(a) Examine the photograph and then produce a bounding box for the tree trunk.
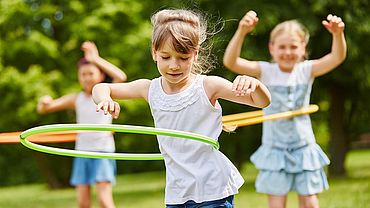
[328,86,349,177]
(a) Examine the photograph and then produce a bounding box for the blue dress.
[250,61,330,195]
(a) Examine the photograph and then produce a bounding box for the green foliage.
[0,65,64,131]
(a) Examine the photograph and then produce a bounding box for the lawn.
[0,149,369,208]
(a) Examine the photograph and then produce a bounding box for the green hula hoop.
[19,124,219,160]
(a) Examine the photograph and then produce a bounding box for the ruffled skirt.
[250,143,330,195]
[251,143,330,173]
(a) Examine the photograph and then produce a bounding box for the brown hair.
[151,9,215,74]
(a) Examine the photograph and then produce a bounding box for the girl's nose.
[285,48,293,55]
[169,60,180,70]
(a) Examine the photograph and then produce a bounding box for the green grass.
[1,149,369,208]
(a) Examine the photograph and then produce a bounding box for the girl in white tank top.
[92,9,271,206]
[37,41,127,208]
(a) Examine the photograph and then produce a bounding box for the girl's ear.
[151,47,157,62]
[268,42,274,56]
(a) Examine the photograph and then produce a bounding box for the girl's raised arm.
[82,41,127,83]
[311,14,347,77]
[223,10,261,77]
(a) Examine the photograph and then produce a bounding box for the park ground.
[0,149,369,208]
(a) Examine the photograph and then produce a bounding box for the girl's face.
[78,64,105,94]
[269,33,306,72]
[152,39,197,90]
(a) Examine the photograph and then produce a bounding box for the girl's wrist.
[89,56,102,66]
[236,28,248,37]
[332,32,344,37]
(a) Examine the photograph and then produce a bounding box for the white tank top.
[75,92,115,152]
[148,75,244,204]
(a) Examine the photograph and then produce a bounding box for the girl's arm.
[92,79,151,118]
[223,10,261,77]
[37,94,77,114]
[81,41,127,83]
[204,75,271,108]
[311,14,347,77]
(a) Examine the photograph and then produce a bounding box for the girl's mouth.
[167,73,182,77]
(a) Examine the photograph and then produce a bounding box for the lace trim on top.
[150,75,203,112]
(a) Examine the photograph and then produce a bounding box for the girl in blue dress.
[223,10,347,208]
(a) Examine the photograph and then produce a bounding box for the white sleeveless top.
[75,92,115,152]
[148,75,244,204]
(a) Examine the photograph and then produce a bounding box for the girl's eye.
[180,57,190,61]
[161,56,170,60]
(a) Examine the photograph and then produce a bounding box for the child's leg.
[298,194,319,208]
[94,158,116,208]
[268,195,287,208]
[96,181,115,208]
[76,185,91,208]
[294,169,327,208]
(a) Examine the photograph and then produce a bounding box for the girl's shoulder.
[202,75,231,95]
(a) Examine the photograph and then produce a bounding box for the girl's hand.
[81,41,100,63]
[96,99,120,119]
[232,75,260,96]
[37,95,53,113]
[238,10,259,35]
[322,14,345,35]
[38,95,53,105]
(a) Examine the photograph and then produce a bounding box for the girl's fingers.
[232,76,240,92]
[336,17,342,23]
[241,10,258,28]
[249,80,257,93]
[232,75,261,96]
[102,102,109,114]
[323,14,345,32]
[322,20,329,27]
[241,78,251,94]
[109,101,115,113]
[113,103,120,119]
[96,100,120,118]
[247,10,257,18]
[327,14,333,21]
[338,22,345,28]
[96,102,104,112]
[236,77,246,92]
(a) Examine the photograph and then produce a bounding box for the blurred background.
[0,0,369,207]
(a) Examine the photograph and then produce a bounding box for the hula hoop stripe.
[223,104,319,127]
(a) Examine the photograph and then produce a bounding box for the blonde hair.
[270,20,310,59]
[151,9,215,74]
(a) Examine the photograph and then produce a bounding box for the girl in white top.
[92,9,271,207]
[37,41,126,208]
[223,10,346,208]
